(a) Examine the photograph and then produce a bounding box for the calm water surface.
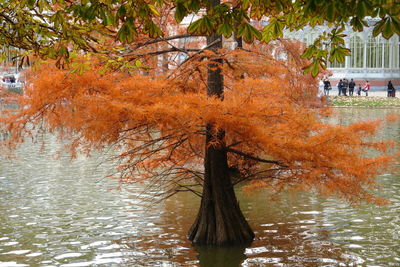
[0,108,399,266]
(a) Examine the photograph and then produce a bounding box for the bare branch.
[226,147,287,167]
[132,33,203,50]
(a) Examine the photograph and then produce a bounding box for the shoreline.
[330,95,400,108]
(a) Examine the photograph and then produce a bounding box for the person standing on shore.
[357,84,362,96]
[363,80,370,96]
[337,79,343,96]
[323,78,331,96]
[387,80,395,97]
[342,78,349,96]
[348,78,355,96]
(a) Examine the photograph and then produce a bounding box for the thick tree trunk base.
[188,137,255,246]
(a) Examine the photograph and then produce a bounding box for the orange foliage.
[1,40,398,204]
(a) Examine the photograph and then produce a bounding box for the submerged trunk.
[188,3,255,245]
[188,126,255,245]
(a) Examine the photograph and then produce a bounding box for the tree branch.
[126,47,200,59]
[226,147,287,166]
[132,33,203,50]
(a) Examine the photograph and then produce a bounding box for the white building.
[288,19,400,88]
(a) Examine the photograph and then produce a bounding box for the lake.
[1,108,399,266]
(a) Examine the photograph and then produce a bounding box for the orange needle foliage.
[1,40,398,204]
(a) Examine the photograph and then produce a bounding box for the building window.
[349,36,364,68]
[366,36,383,68]
[383,38,390,68]
[394,36,400,68]
[328,60,345,68]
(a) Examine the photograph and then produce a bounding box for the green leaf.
[261,19,284,43]
[392,17,400,35]
[187,19,202,34]
[217,22,233,38]
[27,0,35,8]
[248,23,262,42]
[237,23,262,43]
[188,0,200,12]
[382,18,394,39]
[301,45,317,59]
[350,17,364,32]
[326,3,335,22]
[372,18,386,37]
[187,17,215,35]
[116,5,126,20]
[304,0,317,16]
[241,0,251,10]
[144,20,162,38]
[311,60,320,77]
[174,1,187,23]
[357,0,367,18]
[116,19,137,43]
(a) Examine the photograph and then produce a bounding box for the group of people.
[2,75,16,83]
[323,78,396,97]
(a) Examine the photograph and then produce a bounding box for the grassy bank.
[331,96,400,107]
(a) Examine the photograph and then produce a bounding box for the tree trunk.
[188,126,255,245]
[188,0,255,245]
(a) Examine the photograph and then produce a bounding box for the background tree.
[1,0,400,246]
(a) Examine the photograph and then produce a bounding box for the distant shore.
[330,95,400,107]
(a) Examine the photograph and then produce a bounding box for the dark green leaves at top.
[116,5,127,20]
[217,22,234,38]
[373,16,400,39]
[236,23,262,43]
[22,0,36,8]
[174,1,188,23]
[325,2,336,22]
[350,17,368,32]
[143,20,163,38]
[261,19,284,43]
[356,0,368,18]
[174,0,201,22]
[187,0,201,13]
[187,16,215,35]
[116,18,137,43]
